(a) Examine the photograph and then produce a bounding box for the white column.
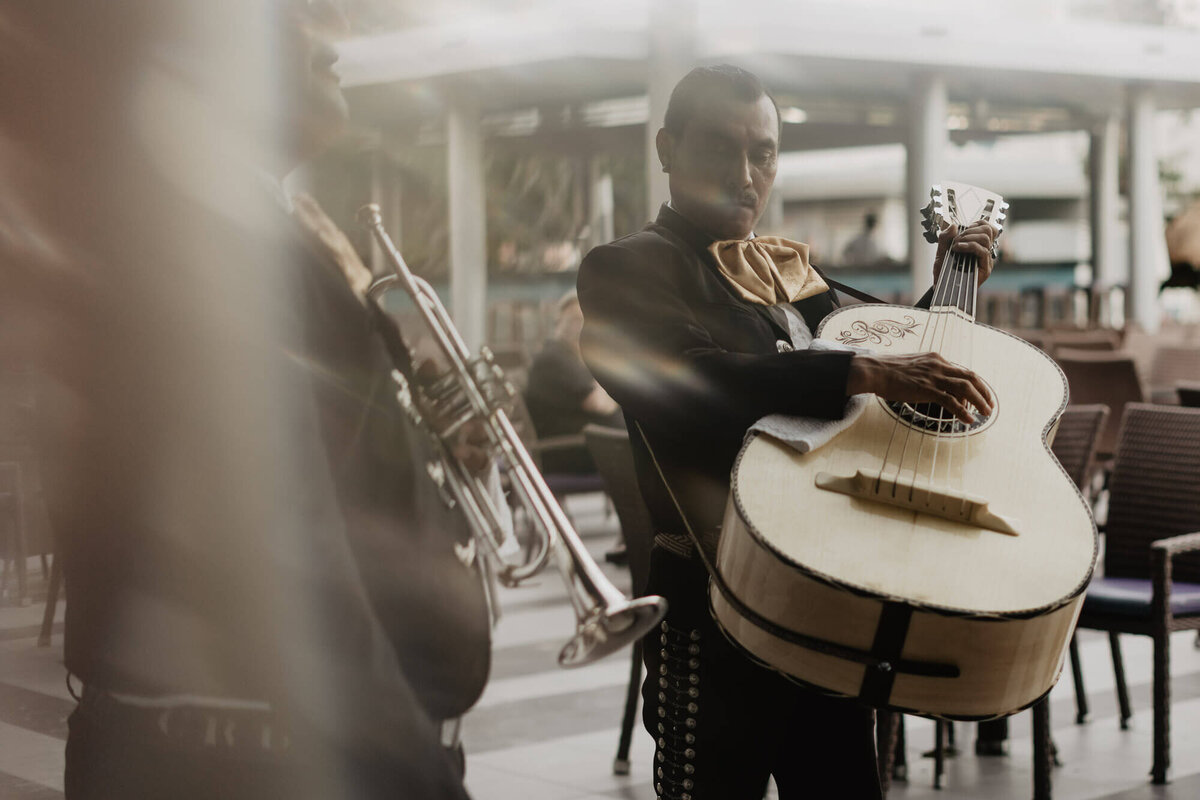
[1127,86,1163,333]
[1089,113,1122,290]
[447,96,488,351]
[906,74,947,298]
[646,0,697,218]
[589,161,615,247]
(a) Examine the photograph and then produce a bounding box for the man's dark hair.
[663,64,780,137]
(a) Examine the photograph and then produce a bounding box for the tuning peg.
[921,194,946,243]
[994,204,1009,231]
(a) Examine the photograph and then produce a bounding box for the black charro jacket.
[577,205,860,551]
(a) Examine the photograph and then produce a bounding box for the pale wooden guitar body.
[713,304,1097,719]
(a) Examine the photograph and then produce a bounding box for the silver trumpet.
[357,203,667,668]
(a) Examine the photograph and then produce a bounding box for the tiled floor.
[4,495,1200,798]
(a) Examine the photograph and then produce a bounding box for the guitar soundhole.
[884,400,993,436]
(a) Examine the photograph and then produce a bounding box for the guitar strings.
[867,213,992,517]
[927,252,967,483]
[882,235,959,495]
[876,231,958,495]
[934,234,983,512]
[874,236,948,492]
[909,244,966,495]
[873,248,947,493]
[937,249,977,495]
[915,248,967,500]
[960,250,982,517]
[940,247,979,496]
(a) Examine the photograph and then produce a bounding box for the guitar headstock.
[921,183,1008,252]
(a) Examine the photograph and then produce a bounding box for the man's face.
[281,0,350,156]
[658,93,779,241]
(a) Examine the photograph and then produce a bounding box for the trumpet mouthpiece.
[357,203,383,229]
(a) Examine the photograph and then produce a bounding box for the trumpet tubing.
[357,204,667,668]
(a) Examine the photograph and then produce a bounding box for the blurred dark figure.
[1,1,487,797]
[1161,260,1200,290]
[524,292,624,474]
[842,211,883,265]
[1165,200,1200,289]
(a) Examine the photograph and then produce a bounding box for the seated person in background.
[523,292,624,474]
[842,210,883,265]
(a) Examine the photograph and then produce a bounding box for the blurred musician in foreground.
[2,1,488,797]
[577,65,998,799]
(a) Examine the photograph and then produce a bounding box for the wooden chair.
[1148,345,1200,404]
[1049,329,1121,354]
[0,445,47,607]
[983,292,1020,328]
[1068,404,1200,784]
[1178,381,1200,408]
[504,395,606,556]
[1024,404,1110,797]
[1055,350,1145,459]
[1018,286,1047,329]
[1004,327,1050,351]
[1050,404,1111,497]
[583,424,656,776]
[507,393,605,497]
[0,472,22,604]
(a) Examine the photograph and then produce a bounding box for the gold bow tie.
[708,236,828,306]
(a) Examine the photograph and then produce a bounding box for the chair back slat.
[1050,330,1121,354]
[1178,381,1200,408]
[1050,404,1109,493]
[584,425,654,596]
[1104,404,1200,584]
[1055,350,1145,457]
[1149,345,1200,393]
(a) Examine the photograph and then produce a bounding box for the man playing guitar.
[577,65,997,799]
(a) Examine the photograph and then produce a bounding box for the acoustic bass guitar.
[714,183,1097,719]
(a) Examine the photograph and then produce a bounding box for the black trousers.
[642,548,883,800]
[65,695,467,800]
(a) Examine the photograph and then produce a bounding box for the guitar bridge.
[814,470,1019,536]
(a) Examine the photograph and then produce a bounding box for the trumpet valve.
[356,203,384,229]
[425,461,458,510]
[389,370,423,425]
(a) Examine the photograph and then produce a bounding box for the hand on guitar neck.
[933,219,999,286]
[845,218,999,425]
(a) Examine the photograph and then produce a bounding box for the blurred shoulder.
[578,223,690,287]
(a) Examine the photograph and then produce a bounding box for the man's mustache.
[730,191,758,208]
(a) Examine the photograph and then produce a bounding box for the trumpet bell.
[558,595,669,668]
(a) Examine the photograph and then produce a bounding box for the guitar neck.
[929,250,979,321]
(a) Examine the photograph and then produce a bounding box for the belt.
[653,532,695,559]
[77,683,292,758]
